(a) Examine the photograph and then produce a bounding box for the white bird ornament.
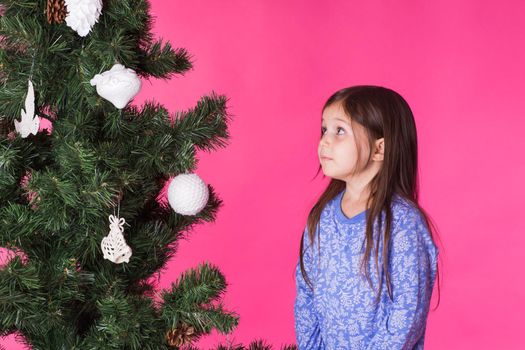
[14,80,40,138]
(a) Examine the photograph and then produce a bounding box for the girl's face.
[318,102,370,180]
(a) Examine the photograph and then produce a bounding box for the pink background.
[2,0,525,349]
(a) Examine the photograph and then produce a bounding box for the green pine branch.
[172,93,232,153]
[138,39,193,79]
[0,257,46,333]
[161,263,239,334]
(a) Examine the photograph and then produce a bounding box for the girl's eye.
[321,126,345,135]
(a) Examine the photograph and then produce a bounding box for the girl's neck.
[343,164,381,203]
[342,188,371,207]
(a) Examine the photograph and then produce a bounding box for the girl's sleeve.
[294,228,325,350]
[365,209,439,350]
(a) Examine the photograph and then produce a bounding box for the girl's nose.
[320,135,331,147]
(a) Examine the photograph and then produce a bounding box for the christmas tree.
[0,1,296,349]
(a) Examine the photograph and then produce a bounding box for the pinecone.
[165,323,197,348]
[46,0,67,24]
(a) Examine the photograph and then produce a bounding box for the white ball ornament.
[167,174,209,216]
[64,0,102,37]
[90,63,141,109]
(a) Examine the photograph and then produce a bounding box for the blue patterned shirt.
[294,190,439,349]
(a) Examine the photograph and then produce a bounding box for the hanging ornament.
[64,0,102,37]
[90,63,141,109]
[100,214,132,264]
[14,80,40,138]
[167,173,209,216]
[46,0,67,24]
[165,323,197,348]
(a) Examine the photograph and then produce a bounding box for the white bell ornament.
[101,214,132,264]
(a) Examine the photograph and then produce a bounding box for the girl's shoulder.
[392,192,419,212]
[390,194,437,252]
[390,193,426,228]
[319,191,343,219]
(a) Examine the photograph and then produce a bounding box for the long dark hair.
[299,85,442,310]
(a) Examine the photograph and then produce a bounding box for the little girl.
[294,86,441,350]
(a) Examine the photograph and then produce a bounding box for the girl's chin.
[321,169,340,179]
[321,168,351,180]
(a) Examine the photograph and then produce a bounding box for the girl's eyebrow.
[322,117,350,124]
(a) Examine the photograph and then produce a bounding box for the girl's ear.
[373,138,384,161]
